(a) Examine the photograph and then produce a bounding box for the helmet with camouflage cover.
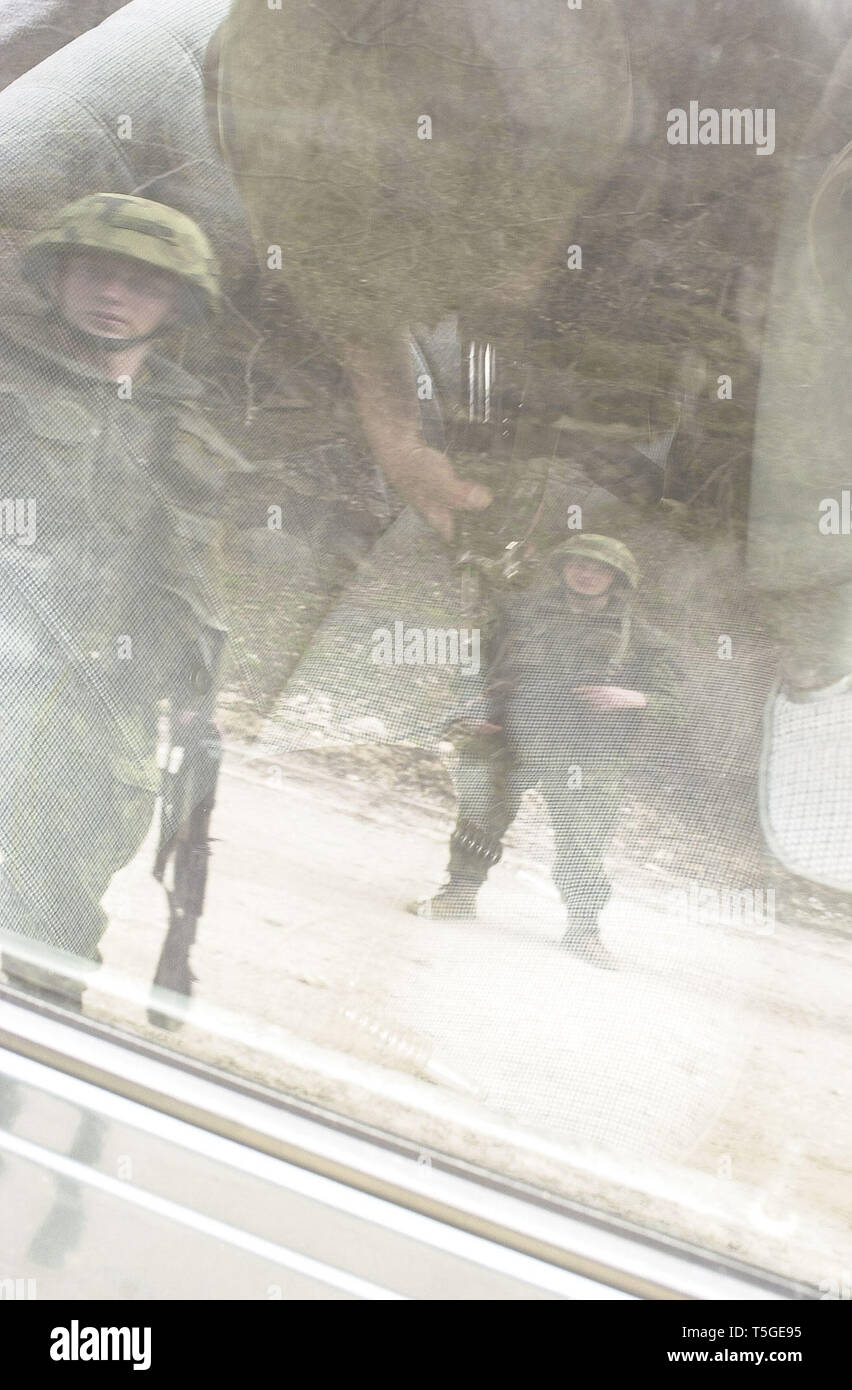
[550,533,640,589]
[23,193,220,321]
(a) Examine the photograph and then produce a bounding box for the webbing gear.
[450,817,504,868]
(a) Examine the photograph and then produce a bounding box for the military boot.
[407,880,480,920]
[558,922,618,971]
[407,817,503,920]
[147,910,198,1031]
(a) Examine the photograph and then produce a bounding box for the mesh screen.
[0,0,850,1286]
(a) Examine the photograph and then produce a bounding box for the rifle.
[148,703,222,1030]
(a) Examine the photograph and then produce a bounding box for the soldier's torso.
[1,365,160,644]
[0,299,238,789]
[0,303,228,652]
[499,588,627,680]
[495,588,641,765]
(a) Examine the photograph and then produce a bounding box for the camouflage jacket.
[0,290,251,786]
[486,585,686,766]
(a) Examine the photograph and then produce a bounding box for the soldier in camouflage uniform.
[410,536,685,969]
[0,192,249,1008]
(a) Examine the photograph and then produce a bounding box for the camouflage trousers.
[448,750,624,924]
[1,765,156,970]
[0,653,159,981]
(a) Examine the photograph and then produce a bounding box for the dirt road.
[95,742,851,1291]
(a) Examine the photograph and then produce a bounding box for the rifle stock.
[148,714,221,1029]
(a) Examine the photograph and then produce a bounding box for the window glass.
[1,0,850,1293]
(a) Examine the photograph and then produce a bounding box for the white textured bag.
[760,676,852,890]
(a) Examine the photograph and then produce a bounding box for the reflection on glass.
[0,0,849,1293]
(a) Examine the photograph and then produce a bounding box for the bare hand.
[345,344,493,539]
[380,443,493,541]
[570,685,647,709]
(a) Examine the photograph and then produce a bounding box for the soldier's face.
[561,557,618,596]
[56,249,181,339]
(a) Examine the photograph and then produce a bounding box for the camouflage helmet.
[23,193,221,320]
[550,533,640,589]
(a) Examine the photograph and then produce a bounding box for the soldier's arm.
[483,621,517,705]
[633,645,688,726]
[344,341,492,540]
[156,407,253,696]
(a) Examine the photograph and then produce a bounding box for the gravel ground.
[91,741,852,1292]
